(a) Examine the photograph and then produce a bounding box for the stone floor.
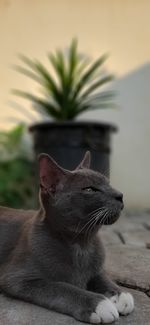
[0,211,150,325]
[102,211,150,324]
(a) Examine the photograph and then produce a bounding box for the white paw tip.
[110,292,134,315]
[90,298,119,324]
[90,312,101,324]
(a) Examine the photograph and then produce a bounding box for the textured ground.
[0,211,150,325]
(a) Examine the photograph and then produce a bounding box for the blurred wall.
[0,0,150,209]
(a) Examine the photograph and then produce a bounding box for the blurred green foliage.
[0,125,36,209]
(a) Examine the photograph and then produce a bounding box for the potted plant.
[13,39,117,175]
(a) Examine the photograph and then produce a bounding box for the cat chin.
[103,212,121,225]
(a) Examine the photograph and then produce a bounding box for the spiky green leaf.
[13,40,115,121]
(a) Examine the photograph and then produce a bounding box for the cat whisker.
[72,213,99,241]
[100,209,109,225]
[100,212,108,225]
[72,206,109,242]
[105,210,110,225]
[79,209,105,234]
[86,214,100,242]
[88,207,106,219]
[93,209,107,227]
[85,209,107,242]
[87,206,104,217]
[74,220,81,235]
[85,214,99,242]
[87,206,106,217]
[106,210,110,225]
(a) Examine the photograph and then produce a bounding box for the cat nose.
[111,188,124,209]
[115,192,123,203]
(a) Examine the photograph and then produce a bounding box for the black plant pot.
[29,121,117,177]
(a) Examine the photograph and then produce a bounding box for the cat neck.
[33,208,101,249]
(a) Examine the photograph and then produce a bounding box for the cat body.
[0,206,101,286]
[0,152,134,324]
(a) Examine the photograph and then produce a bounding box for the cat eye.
[82,187,98,192]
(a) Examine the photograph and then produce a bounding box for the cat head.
[38,151,123,241]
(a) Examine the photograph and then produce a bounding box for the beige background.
[0,0,150,209]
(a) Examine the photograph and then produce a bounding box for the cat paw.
[90,298,119,324]
[110,292,134,315]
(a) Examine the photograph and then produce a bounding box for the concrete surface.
[0,211,150,324]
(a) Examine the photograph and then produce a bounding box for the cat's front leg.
[87,271,134,316]
[1,274,119,324]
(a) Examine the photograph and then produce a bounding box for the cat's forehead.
[65,168,108,186]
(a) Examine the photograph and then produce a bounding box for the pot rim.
[29,120,118,133]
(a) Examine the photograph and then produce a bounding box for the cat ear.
[38,154,68,194]
[76,151,91,169]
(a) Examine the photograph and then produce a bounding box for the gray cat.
[0,151,134,324]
